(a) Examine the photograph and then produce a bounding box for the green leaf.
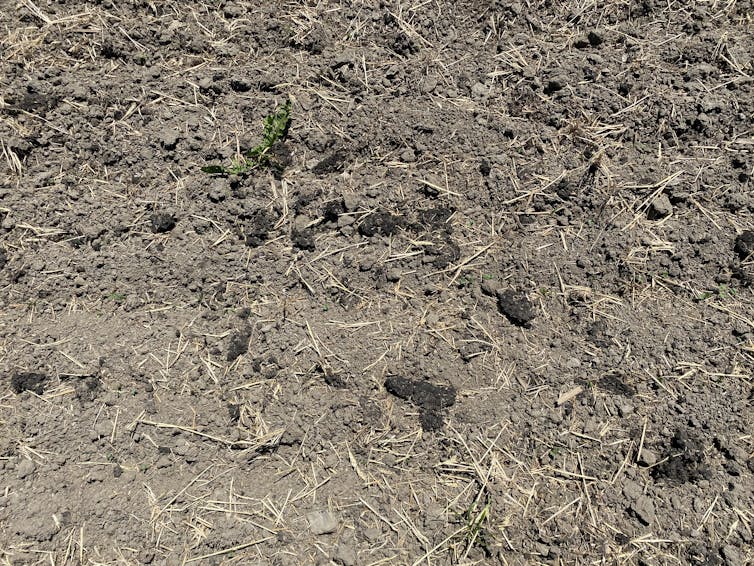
[201,165,227,174]
[202,100,292,176]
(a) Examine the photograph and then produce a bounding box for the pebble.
[307,509,338,535]
[721,544,742,565]
[480,279,498,297]
[648,193,673,218]
[17,458,36,479]
[631,495,656,525]
[638,448,658,466]
[333,544,357,566]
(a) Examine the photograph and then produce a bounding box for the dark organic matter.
[496,290,536,326]
[651,429,711,485]
[385,376,456,431]
[10,372,48,395]
[734,231,754,260]
[150,212,176,233]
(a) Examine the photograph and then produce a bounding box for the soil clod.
[496,290,536,326]
[11,372,48,395]
[359,212,400,237]
[150,212,176,233]
[243,210,276,247]
[385,376,456,431]
[307,509,338,535]
[651,429,711,484]
[227,329,251,362]
[291,228,316,251]
[734,230,754,260]
[313,150,347,174]
[648,193,673,219]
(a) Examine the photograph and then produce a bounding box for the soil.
[1,1,753,565]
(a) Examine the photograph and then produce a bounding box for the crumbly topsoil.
[1,1,753,564]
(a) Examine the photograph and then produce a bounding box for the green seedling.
[202,100,291,175]
[696,284,737,302]
[458,498,491,560]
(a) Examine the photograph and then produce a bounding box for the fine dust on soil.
[0,1,753,565]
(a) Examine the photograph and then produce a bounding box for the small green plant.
[458,497,491,560]
[696,284,737,302]
[202,100,291,175]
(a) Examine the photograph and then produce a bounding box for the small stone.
[333,544,357,566]
[638,448,658,466]
[307,509,338,535]
[648,193,673,219]
[17,458,36,479]
[470,82,488,99]
[631,495,656,525]
[480,279,498,297]
[721,544,742,565]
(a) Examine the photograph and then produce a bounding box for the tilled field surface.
[1,1,753,564]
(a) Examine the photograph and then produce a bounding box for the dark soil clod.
[418,207,454,231]
[323,199,346,224]
[651,429,711,484]
[313,150,347,175]
[359,212,400,237]
[150,212,176,233]
[384,376,456,431]
[734,230,754,260]
[596,374,636,397]
[243,210,275,247]
[425,235,460,269]
[227,329,251,362]
[291,228,316,251]
[496,290,536,326]
[11,372,48,395]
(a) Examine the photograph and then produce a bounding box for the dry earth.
[1,1,754,564]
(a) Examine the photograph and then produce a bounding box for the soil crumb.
[651,429,711,484]
[496,290,536,326]
[11,372,49,395]
[385,376,456,431]
[150,212,176,233]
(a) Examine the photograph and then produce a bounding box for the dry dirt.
[1,1,754,564]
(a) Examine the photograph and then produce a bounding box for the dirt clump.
[10,372,48,395]
[496,290,537,327]
[385,376,456,431]
[651,429,712,484]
